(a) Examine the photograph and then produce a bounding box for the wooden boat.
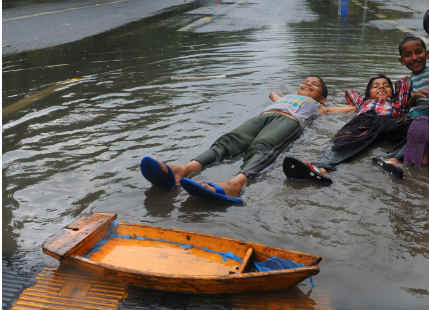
[43,213,321,294]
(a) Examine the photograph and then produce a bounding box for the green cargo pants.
[193,112,302,178]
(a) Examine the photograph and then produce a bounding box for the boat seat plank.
[238,247,253,273]
[43,213,117,259]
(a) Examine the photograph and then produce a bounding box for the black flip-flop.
[283,157,332,185]
[372,157,404,179]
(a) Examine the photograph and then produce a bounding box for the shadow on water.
[143,186,178,217]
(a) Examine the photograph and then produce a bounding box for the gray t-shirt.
[411,66,429,105]
[263,94,320,127]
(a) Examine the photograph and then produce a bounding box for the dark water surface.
[2,0,428,309]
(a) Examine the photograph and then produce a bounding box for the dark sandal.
[283,157,332,185]
[372,157,404,179]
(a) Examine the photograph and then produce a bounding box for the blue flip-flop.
[180,178,244,205]
[140,156,176,190]
[283,156,332,185]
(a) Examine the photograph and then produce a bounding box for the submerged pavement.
[2,0,196,56]
[3,0,428,57]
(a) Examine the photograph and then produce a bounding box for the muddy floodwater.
[2,0,428,309]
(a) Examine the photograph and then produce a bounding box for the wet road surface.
[2,0,196,55]
[2,0,429,309]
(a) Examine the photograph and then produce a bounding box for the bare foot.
[169,165,186,185]
[318,167,328,175]
[170,160,203,185]
[385,158,400,166]
[200,174,248,198]
[304,161,328,175]
[150,158,197,186]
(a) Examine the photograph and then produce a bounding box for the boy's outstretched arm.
[319,104,357,114]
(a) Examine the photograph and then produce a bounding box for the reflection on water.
[2,0,428,309]
[121,286,323,310]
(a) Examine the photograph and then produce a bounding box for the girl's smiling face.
[399,40,428,74]
[368,78,393,100]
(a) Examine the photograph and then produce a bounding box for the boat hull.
[43,213,321,294]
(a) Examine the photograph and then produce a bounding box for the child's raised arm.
[269,91,284,102]
[319,89,361,114]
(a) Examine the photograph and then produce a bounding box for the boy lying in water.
[141,76,348,204]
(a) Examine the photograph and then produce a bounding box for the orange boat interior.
[84,222,245,276]
[88,237,242,276]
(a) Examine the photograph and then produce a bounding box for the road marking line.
[4,0,128,22]
[397,26,413,33]
[178,0,246,32]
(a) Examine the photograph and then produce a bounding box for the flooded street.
[2,0,428,309]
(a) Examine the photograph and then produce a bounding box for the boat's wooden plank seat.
[238,247,254,273]
[43,213,117,259]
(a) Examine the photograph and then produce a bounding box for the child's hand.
[411,88,429,98]
[319,104,328,114]
[269,92,283,102]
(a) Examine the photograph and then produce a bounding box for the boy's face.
[297,77,326,104]
[399,40,428,74]
[368,78,393,100]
